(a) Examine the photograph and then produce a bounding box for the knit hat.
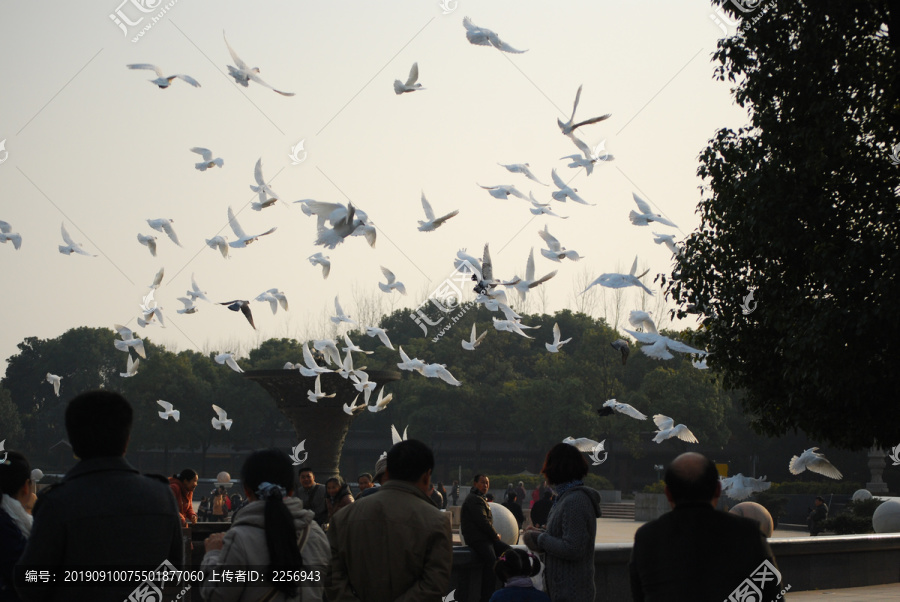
[374,454,388,484]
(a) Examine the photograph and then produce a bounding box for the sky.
[0,0,752,374]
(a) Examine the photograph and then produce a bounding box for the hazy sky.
[0,0,750,374]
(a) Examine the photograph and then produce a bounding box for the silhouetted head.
[664,452,720,506]
[541,442,589,486]
[66,390,132,459]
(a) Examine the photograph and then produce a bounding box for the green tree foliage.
[668,1,900,449]
[0,388,24,449]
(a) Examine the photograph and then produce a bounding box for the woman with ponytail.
[200,449,329,601]
[489,549,549,602]
[168,468,199,526]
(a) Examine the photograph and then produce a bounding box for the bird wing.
[568,133,592,159]
[614,402,647,420]
[211,404,227,420]
[253,157,266,186]
[433,210,459,227]
[334,296,345,316]
[552,323,561,345]
[60,223,76,246]
[562,436,600,452]
[381,266,396,285]
[569,85,582,124]
[157,400,173,412]
[190,147,213,161]
[673,425,699,443]
[571,114,611,131]
[807,457,843,479]
[391,424,403,445]
[127,63,165,77]
[524,248,536,282]
[653,414,675,430]
[632,192,652,214]
[530,270,557,288]
[240,303,256,329]
[538,225,561,252]
[406,62,419,86]
[223,32,250,72]
[623,329,659,345]
[173,74,200,87]
[227,206,248,239]
[551,168,567,190]
[664,338,706,355]
[151,267,164,289]
[481,243,493,281]
[420,192,435,221]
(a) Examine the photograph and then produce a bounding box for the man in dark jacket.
[630,452,782,602]
[807,496,828,536]
[296,468,328,526]
[16,390,184,602]
[461,474,510,602]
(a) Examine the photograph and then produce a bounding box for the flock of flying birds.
[5,17,844,485]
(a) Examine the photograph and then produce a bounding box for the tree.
[668,1,900,449]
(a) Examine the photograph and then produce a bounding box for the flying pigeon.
[610,339,630,365]
[46,373,62,397]
[418,192,459,232]
[147,218,182,247]
[331,296,357,325]
[113,325,147,359]
[250,158,283,207]
[342,333,373,355]
[176,297,198,314]
[0,220,22,250]
[420,363,462,386]
[597,398,647,420]
[59,223,95,256]
[545,323,572,353]
[190,147,223,171]
[789,448,843,480]
[463,17,527,53]
[148,267,164,290]
[378,267,407,295]
[624,329,706,361]
[498,163,547,186]
[394,62,425,94]
[215,352,244,373]
[343,394,367,416]
[550,168,593,205]
[391,424,409,445]
[187,273,212,303]
[157,400,180,421]
[307,374,336,403]
[477,183,528,201]
[137,234,157,257]
[126,63,200,88]
[652,232,681,256]
[120,354,140,378]
[629,193,678,228]
[462,323,487,350]
[211,404,233,431]
[652,415,698,444]
[557,85,611,136]
[227,206,277,248]
[367,388,393,413]
[365,326,394,350]
[538,225,584,262]
[720,474,772,501]
[255,288,289,314]
[224,32,295,96]
[308,252,331,279]
[397,346,426,372]
[582,256,654,296]
[503,248,557,301]
[527,193,568,218]
[206,236,229,258]
[219,300,255,329]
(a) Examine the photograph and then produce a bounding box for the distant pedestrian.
[211,488,228,522]
[530,490,553,528]
[489,549,550,602]
[437,481,448,510]
[504,483,515,503]
[515,481,527,509]
[501,492,525,529]
[807,496,828,536]
[198,496,210,522]
[450,480,460,506]
[168,468,199,526]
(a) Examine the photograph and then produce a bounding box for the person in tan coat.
[326,439,452,602]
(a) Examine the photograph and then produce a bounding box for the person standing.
[1,450,36,602]
[807,496,828,536]
[501,492,525,530]
[523,443,602,602]
[327,439,452,601]
[629,452,782,601]
[168,469,199,526]
[211,488,228,522]
[530,490,553,529]
[514,482,527,509]
[16,390,183,602]
[450,480,460,506]
[461,474,510,602]
[296,468,328,527]
[324,477,354,523]
[436,481,448,510]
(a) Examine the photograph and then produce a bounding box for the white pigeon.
[190,147,223,171]
[137,234,157,257]
[378,267,407,295]
[337,349,367,380]
[215,352,244,373]
[545,322,572,353]
[126,63,200,88]
[463,17,527,53]
[653,232,682,256]
[298,343,331,377]
[350,371,378,402]
[205,236,229,258]
[503,248,558,301]
[720,474,772,501]
[789,448,843,480]
[147,218,181,247]
[582,256,654,296]
[138,289,165,328]
[255,288,289,314]
[461,323,487,351]
[492,317,540,339]
[148,267,165,290]
[58,223,95,256]
[628,310,658,334]
[224,32,295,96]
[472,243,502,295]
[478,183,528,201]
[290,441,308,466]
[538,225,584,262]
[250,158,283,207]
[331,296,357,325]
[550,168,593,205]
[157,400,180,422]
[0,220,22,250]
[211,404,233,431]
[176,297,198,314]
[187,273,212,303]
[397,346,426,372]
[313,339,343,368]
[343,394,367,416]
[418,192,459,232]
[692,358,709,370]
[391,424,409,445]
[599,399,647,421]
[557,85,611,136]
[365,326,395,350]
[46,373,62,397]
[314,202,377,249]
[629,193,678,228]
[367,388,394,413]
[528,192,568,218]
[652,415,699,444]
[307,374,336,403]
[343,333,373,355]
[113,325,146,359]
[624,329,706,361]
[394,62,425,94]
[498,163,547,186]
[562,436,603,452]
[308,253,331,279]
[561,135,614,176]
[120,354,140,378]
[420,363,462,386]
[227,206,277,248]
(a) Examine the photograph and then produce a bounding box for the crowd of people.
[0,389,794,601]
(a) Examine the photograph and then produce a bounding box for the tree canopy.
[669,1,900,449]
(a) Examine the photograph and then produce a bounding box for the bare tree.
[570,267,598,316]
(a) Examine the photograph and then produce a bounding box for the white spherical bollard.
[459,502,520,545]
[851,489,873,502]
[872,499,900,533]
[729,502,774,538]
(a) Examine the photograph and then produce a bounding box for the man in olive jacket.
[327,439,452,602]
[461,474,510,602]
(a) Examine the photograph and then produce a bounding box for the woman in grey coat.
[201,449,330,601]
[523,443,602,602]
